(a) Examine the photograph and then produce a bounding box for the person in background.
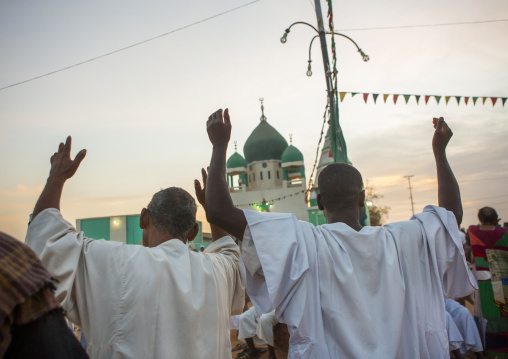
[0,232,88,359]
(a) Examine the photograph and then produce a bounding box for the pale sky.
[1,0,507,240]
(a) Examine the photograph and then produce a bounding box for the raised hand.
[432,117,452,154]
[194,167,208,207]
[207,108,231,148]
[49,136,86,182]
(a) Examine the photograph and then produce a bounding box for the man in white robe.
[203,109,478,359]
[445,299,484,357]
[237,306,278,358]
[25,138,245,359]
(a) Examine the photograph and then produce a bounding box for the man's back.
[26,208,245,359]
[240,206,476,359]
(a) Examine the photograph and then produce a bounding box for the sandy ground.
[230,329,288,359]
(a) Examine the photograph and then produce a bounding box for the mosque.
[226,99,327,225]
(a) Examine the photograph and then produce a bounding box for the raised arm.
[205,109,247,239]
[194,167,230,241]
[432,117,462,225]
[32,136,86,221]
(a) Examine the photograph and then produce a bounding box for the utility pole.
[404,175,415,215]
[313,0,339,162]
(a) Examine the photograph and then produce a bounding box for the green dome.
[227,152,247,169]
[282,145,304,163]
[243,120,288,163]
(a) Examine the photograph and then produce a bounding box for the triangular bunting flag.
[415,95,421,104]
[373,94,379,104]
[491,97,498,107]
[482,97,487,104]
[393,94,399,104]
[339,92,346,102]
[472,97,478,105]
[425,95,430,105]
[351,93,358,97]
[464,97,469,105]
[445,96,451,105]
[383,94,389,103]
[455,96,461,105]
[435,96,441,104]
[502,98,507,107]
[403,94,411,104]
[363,93,369,104]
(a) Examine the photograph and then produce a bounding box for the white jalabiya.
[238,306,278,347]
[240,205,478,359]
[446,311,463,351]
[26,209,245,359]
[445,299,483,354]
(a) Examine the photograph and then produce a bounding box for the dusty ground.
[230,329,288,359]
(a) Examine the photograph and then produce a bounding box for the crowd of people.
[0,111,506,359]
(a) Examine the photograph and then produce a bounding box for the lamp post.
[280,0,369,164]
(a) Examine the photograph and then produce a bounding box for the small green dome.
[244,120,288,163]
[227,152,247,169]
[282,145,304,163]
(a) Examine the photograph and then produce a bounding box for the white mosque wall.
[231,185,309,221]
[246,160,284,191]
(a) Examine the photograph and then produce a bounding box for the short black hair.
[478,207,498,225]
[318,163,364,211]
[147,187,197,239]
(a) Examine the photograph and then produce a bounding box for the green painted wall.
[81,218,110,241]
[126,215,143,245]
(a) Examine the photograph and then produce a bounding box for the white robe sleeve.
[240,210,314,315]
[412,205,478,298]
[25,208,125,327]
[204,236,245,315]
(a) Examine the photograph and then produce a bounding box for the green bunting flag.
[435,96,441,104]
[502,98,507,107]
[403,94,411,104]
[415,95,421,104]
[472,97,478,105]
[373,94,379,104]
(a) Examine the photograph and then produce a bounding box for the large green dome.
[243,120,288,163]
[227,152,247,169]
[282,145,304,163]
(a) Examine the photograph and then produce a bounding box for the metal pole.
[404,175,415,215]
[313,0,338,162]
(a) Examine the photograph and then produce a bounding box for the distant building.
[76,215,211,249]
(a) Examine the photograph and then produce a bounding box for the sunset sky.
[1,0,507,240]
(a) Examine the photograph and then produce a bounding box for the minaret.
[259,97,267,121]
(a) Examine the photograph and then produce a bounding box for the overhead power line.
[337,19,508,32]
[0,0,260,92]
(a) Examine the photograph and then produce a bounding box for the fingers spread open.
[224,108,231,125]
[64,136,72,154]
[194,179,202,193]
[201,168,207,184]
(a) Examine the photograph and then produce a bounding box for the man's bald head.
[478,207,499,226]
[318,163,364,212]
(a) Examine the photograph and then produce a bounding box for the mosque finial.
[289,133,293,145]
[259,97,267,121]
[234,141,238,151]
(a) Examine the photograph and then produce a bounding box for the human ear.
[187,223,200,241]
[139,208,149,229]
[317,193,324,210]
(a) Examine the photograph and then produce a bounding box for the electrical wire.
[0,0,260,92]
[337,19,508,32]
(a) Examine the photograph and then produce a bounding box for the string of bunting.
[234,189,313,208]
[339,92,507,107]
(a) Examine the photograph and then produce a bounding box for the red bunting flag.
[373,94,379,104]
[415,95,421,104]
[363,93,369,104]
[491,97,498,107]
[425,95,431,105]
[393,94,399,104]
[464,97,469,105]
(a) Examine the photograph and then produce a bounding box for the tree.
[365,182,390,226]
